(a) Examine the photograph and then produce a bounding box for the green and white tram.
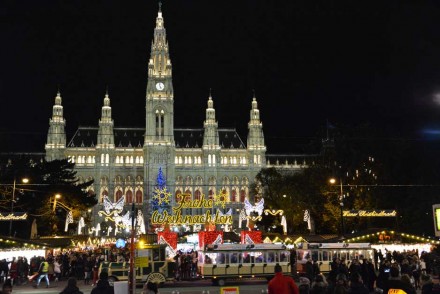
[198,243,292,286]
[296,243,374,273]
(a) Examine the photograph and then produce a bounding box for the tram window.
[216,253,225,264]
[322,250,329,261]
[255,252,264,263]
[153,249,160,261]
[267,252,275,262]
[274,252,280,262]
[311,250,319,262]
[281,251,289,262]
[230,253,239,263]
[160,248,165,261]
[243,253,251,263]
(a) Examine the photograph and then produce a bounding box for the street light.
[329,178,345,238]
[9,177,29,236]
[52,194,62,212]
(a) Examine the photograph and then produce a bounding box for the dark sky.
[2,1,440,153]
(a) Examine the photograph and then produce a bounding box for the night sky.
[2,1,440,153]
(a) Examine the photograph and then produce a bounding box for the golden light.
[329,178,336,184]
[55,194,61,199]
[22,178,29,184]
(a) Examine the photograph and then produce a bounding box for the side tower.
[45,90,66,161]
[96,90,115,166]
[247,93,266,167]
[144,3,175,197]
[202,91,220,167]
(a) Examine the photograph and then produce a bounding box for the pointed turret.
[45,90,66,161]
[97,90,114,148]
[247,92,266,165]
[203,90,219,148]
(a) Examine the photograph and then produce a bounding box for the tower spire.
[203,90,219,147]
[247,92,266,166]
[45,90,66,161]
[98,89,114,148]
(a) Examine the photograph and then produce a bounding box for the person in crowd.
[35,257,50,288]
[401,273,417,293]
[90,272,114,294]
[298,277,310,294]
[2,279,13,294]
[332,273,349,294]
[268,264,299,294]
[84,256,93,285]
[421,274,434,294]
[383,266,416,294]
[60,277,83,294]
[360,258,376,292]
[305,258,314,282]
[9,258,17,286]
[310,274,327,294]
[347,272,369,294]
[142,282,158,294]
[53,258,62,283]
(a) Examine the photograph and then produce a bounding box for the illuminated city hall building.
[44,6,313,227]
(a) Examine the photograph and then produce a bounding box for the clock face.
[155,82,165,91]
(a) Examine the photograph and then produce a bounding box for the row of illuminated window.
[98,186,249,203]
[69,154,261,166]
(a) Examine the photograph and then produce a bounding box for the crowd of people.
[293,248,440,293]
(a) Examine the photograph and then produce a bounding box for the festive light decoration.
[137,210,146,234]
[244,198,264,216]
[153,187,172,205]
[264,209,284,216]
[281,215,287,235]
[198,231,224,248]
[151,193,233,225]
[77,217,85,235]
[0,213,28,221]
[158,232,178,250]
[217,208,232,217]
[103,195,125,214]
[213,190,228,209]
[65,211,73,232]
[240,231,262,244]
[151,168,171,213]
[304,210,312,230]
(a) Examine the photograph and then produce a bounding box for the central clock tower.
[144,3,175,198]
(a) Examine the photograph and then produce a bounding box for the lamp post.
[52,194,62,212]
[9,177,29,236]
[329,178,345,238]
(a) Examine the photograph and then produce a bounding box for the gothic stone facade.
[44,7,311,227]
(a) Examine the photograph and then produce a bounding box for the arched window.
[185,189,192,200]
[135,189,143,203]
[194,189,201,200]
[240,189,246,202]
[101,189,108,203]
[115,189,123,202]
[231,189,237,202]
[126,190,133,204]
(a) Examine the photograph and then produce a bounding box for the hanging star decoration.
[152,187,172,205]
[213,190,227,208]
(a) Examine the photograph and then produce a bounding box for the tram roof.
[204,243,287,251]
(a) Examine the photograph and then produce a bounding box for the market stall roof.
[0,235,49,249]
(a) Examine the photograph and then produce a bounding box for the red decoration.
[240,231,262,244]
[198,231,224,249]
[157,232,178,249]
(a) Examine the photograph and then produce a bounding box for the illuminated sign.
[0,212,28,221]
[433,204,440,237]
[220,287,240,294]
[342,210,397,217]
[151,193,232,225]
